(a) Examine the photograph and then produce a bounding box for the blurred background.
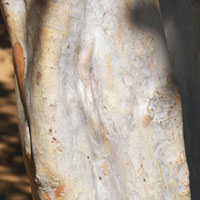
[0,13,31,200]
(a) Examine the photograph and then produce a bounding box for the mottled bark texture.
[1,0,193,199]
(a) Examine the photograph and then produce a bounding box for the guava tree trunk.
[1,0,191,199]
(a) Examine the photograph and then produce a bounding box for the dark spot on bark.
[36,71,42,86]
[50,104,56,108]
[99,176,102,180]
[67,45,70,48]
[87,156,89,159]
[144,178,146,182]
[6,2,9,5]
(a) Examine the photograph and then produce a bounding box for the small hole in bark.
[144,178,146,182]
[87,156,89,159]
[67,45,70,48]
[6,2,9,5]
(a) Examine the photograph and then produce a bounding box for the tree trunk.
[1,0,191,199]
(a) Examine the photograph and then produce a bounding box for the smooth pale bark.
[1,0,190,199]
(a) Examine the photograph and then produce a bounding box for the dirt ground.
[0,15,32,200]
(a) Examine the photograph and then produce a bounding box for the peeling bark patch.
[36,71,42,86]
[148,91,180,128]
[142,109,154,127]
[142,114,153,126]
[100,122,111,154]
[102,160,109,176]
[13,42,25,94]
[55,184,65,198]
[174,152,185,166]
[176,96,181,105]
[185,167,189,176]
[44,193,51,200]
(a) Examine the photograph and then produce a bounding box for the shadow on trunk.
[131,1,200,199]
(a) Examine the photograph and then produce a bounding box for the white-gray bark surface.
[1,0,191,199]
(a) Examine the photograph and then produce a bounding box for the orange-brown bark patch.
[13,42,25,95]
[44,193,51,200]
[101,122,111,154]
[36,71,42,86]
[176,96,181,105]
[102,160,109,176]
[143,114,153,127]
[55,184,65,198]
